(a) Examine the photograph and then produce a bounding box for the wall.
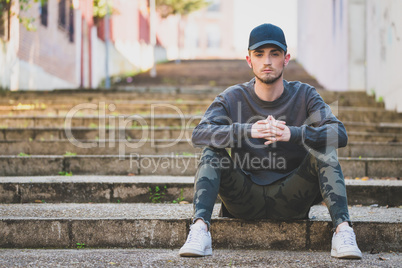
[366,0,402,112]
[110,0,168,72]
[297,0,349,90]
[181,0,236,59]
[91,28,136,87]
[233,0,298,59]
[298,0,402,111]
[0,0,21,90]
[16,0,78,89]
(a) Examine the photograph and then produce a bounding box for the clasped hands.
[251,115,291,145]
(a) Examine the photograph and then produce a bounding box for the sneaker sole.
[179,248,212,257]
[331,249,362,259]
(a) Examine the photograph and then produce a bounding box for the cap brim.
[249,40,287,52]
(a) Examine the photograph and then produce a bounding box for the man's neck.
[254,77,284,102]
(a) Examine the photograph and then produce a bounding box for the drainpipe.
[150,0,157,77]
[104,0,111,88]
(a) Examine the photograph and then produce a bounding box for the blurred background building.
[0,0,400,112]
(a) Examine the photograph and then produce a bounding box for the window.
[58,0,67,29]
[40,0,48,26]
[0,0,11,40]
[206,25,220,49]
[58,0,74,42]
[68,4,74,42]
[207,0,220,12]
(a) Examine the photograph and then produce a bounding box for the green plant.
[93,0,115,23]
[64,151,77,156]
[176,152,194,156]
[377,96,384,103]
[89,123,98,128]
[18,152,30,157]
[172,188,185,204]
[59,171,73,176]
[156,0,210,18]
[76,242,86,249]
[149,185,167,203]
[0,0,48,32]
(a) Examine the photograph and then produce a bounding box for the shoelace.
[186,226,205,245]
[338,229,356,246]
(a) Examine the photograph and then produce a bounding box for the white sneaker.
[331,225,362,259]
[179,224,212,257]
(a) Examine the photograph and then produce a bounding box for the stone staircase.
[0,60,401,254]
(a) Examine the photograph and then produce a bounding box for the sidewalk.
[0,249,400,267]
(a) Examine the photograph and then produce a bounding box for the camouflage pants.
[193,147,350,229]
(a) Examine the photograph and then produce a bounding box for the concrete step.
[0,127,193,141]
[0,115,202,128]
[2,127,401,143]
[0,101,211,116]
[0,155,400,178]
[344,122,402,134]
[347,131,402,142]
[1,104,399,122]
[0,139,200,156]
[2,115,402,131]
[0,248,400,267]
[0,88,384,107]
[0,203,400,251]
[338,142,402,158]
[1,139,401,158]
[0,176,400,206]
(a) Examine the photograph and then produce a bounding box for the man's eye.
[272,53,279,56]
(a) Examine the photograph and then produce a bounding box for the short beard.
[255,69,283,84]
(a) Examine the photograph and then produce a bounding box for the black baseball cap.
[248,23,287,53]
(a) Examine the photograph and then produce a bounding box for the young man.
[179,23,362,259]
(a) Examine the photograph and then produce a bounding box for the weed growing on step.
[176,152,195,157]
[172,188,185,204]
[64,152,77,156]
[59,171,73,176]
[18,152,30,157]
[149,185,167,203]
[76,243,86,249]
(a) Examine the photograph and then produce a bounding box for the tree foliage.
[156,0,210,18]
[0,0,47,31]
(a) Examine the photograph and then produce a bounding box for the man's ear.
[246,55,252,68]
[284,53,291,66]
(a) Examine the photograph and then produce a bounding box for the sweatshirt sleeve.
[191,95,253,148]
[288,88,348,150]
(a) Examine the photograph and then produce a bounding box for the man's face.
[246,45,290,84]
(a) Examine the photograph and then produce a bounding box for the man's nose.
[264,55,272,65]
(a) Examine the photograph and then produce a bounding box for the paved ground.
[1,203,400,222]
[114,59,323,89]
[0,249,400,267]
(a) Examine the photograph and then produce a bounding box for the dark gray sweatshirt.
[191,78,348,185]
